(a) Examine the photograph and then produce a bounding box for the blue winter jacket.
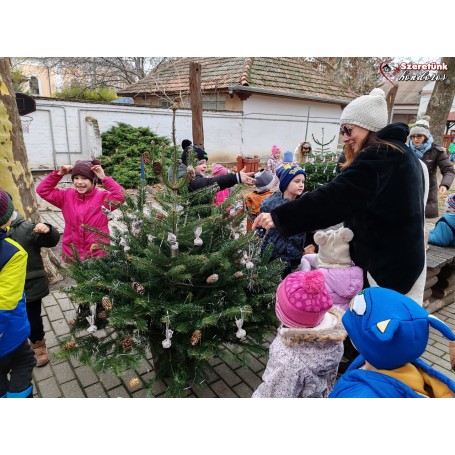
[329,355,455,398]
[0,229,29,358]
[428,214,455,247]
[258,191,306,266]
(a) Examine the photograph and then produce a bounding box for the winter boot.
[30,338,50,367]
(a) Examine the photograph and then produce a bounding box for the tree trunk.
[189,62,204,149]
[0,58,63,284]
[425,57,455,145]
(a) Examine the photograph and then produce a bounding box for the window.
[29,76,40,95]
[202,94,226,111]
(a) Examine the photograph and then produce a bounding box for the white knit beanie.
[340,88,388,132]
[314,227,354,269]
[409,115,431,139]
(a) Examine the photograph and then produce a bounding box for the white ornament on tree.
[86,303,98,333]
[162,317,173,349]
[235,309,246,340]
[194,226,203,246]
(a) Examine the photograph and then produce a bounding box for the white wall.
[23,97,343,170]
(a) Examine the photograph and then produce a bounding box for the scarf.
[407,134,434,159]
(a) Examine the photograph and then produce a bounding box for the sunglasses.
[340,126,354,137]
[410,134,424,139]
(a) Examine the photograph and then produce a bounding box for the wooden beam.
[189,62,204,149]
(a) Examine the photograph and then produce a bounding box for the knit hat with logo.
[0,189,14,226]
[276,270,333,328]
[409,115,431,140]
[276,164,307,193]
[340,88,388,132]
[71,159,101,182]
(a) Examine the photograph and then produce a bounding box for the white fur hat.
[410,115,431,139]
[340,88,388,132]
[314,227,354,269]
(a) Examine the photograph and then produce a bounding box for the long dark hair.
[339,131,404,169]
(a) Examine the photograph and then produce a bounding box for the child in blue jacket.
[0,190,36,398]
[428,193,455,247]
[329,287,455,398]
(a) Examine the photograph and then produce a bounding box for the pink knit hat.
[275,270,333,328]
[211,163,228,177]
[271,145,281,157]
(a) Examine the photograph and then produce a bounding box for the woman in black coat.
[253,88,428,305]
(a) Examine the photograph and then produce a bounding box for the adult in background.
[253,88,428,305]
[294,141,313,165]
[407,115,455,218]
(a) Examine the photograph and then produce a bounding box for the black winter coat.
[7,213,60,302]
[270,123,426,295]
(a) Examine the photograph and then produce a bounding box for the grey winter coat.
[420,145,455,218]
[7,213,60,302]
[252,307,346,398]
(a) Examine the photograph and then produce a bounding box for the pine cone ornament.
[90,243,101,252]
[102,296,112,311]
[234,271,244,278]
[206,273,219,284]
[152,161,163,175]
[63,340,76,351]
[190,330,202,346]
[129,377,140,388]
[142,152,152,165]
[121,337,132,351]
[132,282,145,295]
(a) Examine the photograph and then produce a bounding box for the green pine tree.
[56,144,284,397]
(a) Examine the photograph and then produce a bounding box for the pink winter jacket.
[36,170,125,262]
[300,254,364,311]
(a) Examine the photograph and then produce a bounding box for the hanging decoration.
[86,303,98,333]
[190,330,202,346]
[206,273,219,284]
[235,309,247,340]
[162,315,173,349]
[194,226,203,246]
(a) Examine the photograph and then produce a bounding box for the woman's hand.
[252,212,275,230]
[439,186,448,197]
[238,166,256,186]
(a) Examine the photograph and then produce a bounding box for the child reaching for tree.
[258,164,312,276]
[252,270,346,398]
[36,159,125,262]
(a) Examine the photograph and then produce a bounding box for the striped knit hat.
[0,190,14,226]
[445,193,455,214]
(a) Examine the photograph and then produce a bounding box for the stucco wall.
[23,96,343,170]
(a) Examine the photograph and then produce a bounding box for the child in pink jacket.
[299,227,363,311]
[36,159,125,262]
[211,163,230,205]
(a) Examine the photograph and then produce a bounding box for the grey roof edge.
[228,85,352,106]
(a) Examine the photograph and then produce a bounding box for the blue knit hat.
[283,151,294,164]
[276,164,306,193]
[344,287,455,370]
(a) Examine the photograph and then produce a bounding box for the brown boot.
[31,338,50,367]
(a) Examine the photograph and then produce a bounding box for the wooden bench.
[424,244,455,312]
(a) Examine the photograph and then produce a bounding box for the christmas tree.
[57,143,284,397]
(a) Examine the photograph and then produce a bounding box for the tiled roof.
[118,57,358,103]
